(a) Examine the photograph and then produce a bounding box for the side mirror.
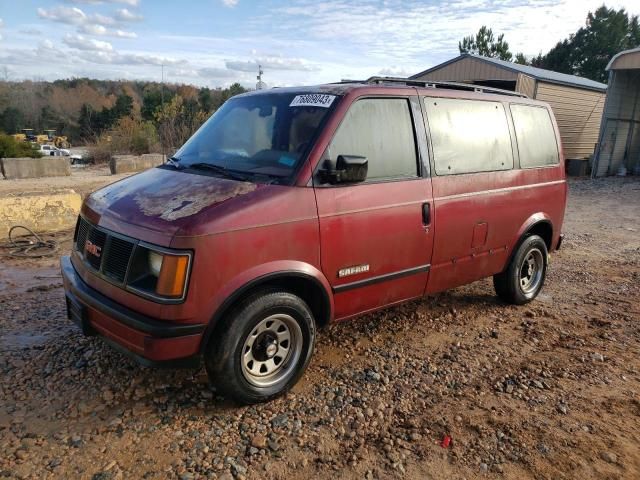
[321,155,368,184]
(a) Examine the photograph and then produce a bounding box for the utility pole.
[161,64,166,161]
[161,64,165,109]
[256,64,266,90]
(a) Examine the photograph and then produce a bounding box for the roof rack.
[364,76,528,98]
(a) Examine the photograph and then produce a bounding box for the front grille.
[76,217,90,253]
[102,237,135,282]
[75,217,136,285]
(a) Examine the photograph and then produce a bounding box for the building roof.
[607,47,640,71]
[410,54,607,92]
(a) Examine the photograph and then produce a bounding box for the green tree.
[141,89,162,121]
[112,94,133,118]
[514,53,529,65]
[534,6,640,83]
[459,26,513,61]
[0,107,25,134]
[198,87,214,113]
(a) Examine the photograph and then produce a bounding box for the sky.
[0,0,639,88]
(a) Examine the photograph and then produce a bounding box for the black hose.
[0,225,63,258]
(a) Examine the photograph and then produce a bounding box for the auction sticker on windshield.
[290,94,336,108]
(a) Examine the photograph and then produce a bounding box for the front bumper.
[61,255,204,368]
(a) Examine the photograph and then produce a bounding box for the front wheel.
[204,290,316,404]
[494,235,548,305]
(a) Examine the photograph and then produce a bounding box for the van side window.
[424,98,513,175]
[510,104,559,168]
[328,98,418,181]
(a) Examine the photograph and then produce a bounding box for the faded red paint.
[62,83,567,364]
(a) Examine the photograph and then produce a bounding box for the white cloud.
[79,24,137,38]
[19,28,42,35]
[67,0,140,5]
[199,66,237,78]
[226,55,318,72]
[222,0,239,7]
[114,30,137,38]
[63,33,113,51]
[78,50,184,66]
[37,6,119,27]
[79,24,107,35]
[114,8,143,21]
[378,67,412,77]
[89,13,117,26]
[0,18,4,28]
[38,6,87,25]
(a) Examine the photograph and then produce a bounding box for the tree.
[0,107,25,134]
[534,6,640,83]
[459,26,513,61]
[514,53,529,65]
[112,94,133,119]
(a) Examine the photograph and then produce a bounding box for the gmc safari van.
[62,78,567,403]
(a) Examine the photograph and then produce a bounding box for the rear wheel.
[494,235,548,305]
[204,290,316,404]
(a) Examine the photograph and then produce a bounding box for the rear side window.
[510,104,559,168]
[424,98,513,175]
[328,98,418,181]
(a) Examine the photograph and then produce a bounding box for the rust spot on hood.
[134,179,257,221]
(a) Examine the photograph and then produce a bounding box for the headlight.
[127,244,191,301]
[148,251,163,277]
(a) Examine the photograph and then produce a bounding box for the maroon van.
[61,78,567,403]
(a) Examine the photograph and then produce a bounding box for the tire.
[204,290,316,404]
[493,235,548,305]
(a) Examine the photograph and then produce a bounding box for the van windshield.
[172,92,337,181]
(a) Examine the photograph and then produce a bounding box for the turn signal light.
[156,255,189,297]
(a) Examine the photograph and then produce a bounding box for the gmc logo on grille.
[85,240,102,258]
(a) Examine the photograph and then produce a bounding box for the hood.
[84,167,259,237]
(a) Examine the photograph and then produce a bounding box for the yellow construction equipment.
[43,129,70,148]
[11,129,70,148]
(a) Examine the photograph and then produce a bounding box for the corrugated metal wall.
[535,82,606,160]
[413,56,518,82]
[594,70,640,176]
[516,74,536,98]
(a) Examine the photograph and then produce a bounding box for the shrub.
[0,134,42,158]
[91,116,160,163]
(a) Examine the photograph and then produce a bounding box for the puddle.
[0,264,61,295]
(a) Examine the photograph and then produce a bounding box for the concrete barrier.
[1,157,71,180]
[109,153,165,175]
[0,189,81,238]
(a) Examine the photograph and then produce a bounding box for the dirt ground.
[0,177,639,480]
[0,165,133,199]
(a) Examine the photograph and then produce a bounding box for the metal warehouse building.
[592,48,640,177]
[411,54,608,164]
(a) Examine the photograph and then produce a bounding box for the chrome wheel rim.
[519,248,544,294]
[240,313,302,388]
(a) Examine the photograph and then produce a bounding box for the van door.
[313,96,434,320]
[421,97,517,293]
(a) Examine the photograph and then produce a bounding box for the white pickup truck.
[39,145,84,164]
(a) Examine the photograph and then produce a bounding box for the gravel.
[1,177,639,479]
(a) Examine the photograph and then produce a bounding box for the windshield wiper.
[185,162,251,182]
[165,156,183,169]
